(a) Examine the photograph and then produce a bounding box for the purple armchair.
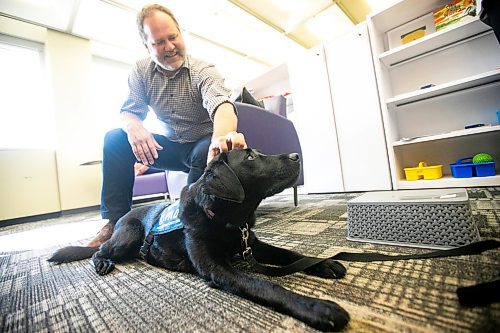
[132,102,304,206]
[132,169,188,201]
[132,169,169,200]
[236,102,304,206]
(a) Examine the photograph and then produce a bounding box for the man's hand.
[123,115,163,166]
[208,131,246,163]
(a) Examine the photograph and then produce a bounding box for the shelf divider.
[379,18,492,68]
[398,174,500,189]
[387,70,500,109]
[393,125,500,146]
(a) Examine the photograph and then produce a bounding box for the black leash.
[242,237,500,277]
[242,236,500,305]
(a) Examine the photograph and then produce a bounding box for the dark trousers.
[100,128,211,222]
[481,0,500,43]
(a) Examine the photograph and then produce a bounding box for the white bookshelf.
[368,0,500,190]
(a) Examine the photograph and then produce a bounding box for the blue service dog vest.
[139,200,183,259]
[150,200,183,234]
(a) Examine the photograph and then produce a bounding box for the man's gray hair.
[137,4,181,42]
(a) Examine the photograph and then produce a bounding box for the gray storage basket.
[347,189,480,249]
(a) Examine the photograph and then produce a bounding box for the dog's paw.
[306,299,350,332]
[206,280,220,289]
[304,259,346,279]
[92,253,115,276]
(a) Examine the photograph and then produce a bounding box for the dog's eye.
[247,154,256,161]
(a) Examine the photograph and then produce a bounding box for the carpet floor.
[0,188,499,332]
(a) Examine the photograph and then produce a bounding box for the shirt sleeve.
[120,62,149,121]
[197,63,235,120]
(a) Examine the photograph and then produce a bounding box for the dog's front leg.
[185,237,349,332]
[251,238,346,279]
[92,218,144,275]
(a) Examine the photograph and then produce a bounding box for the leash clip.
[240,223,252,260]
[139,232,155,261]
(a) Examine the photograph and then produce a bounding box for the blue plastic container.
[475,162,496,177]
[450,157,496,178]
[450,158,474,178]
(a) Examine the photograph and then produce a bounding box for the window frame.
[0,33,53,150]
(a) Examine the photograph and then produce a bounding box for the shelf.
[398,174,500,189]
[387,70,500,108]
[369,0,447,33]
[379,17,492,68]
[393,125,500,146]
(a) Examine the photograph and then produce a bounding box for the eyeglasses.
[150,34,179,49]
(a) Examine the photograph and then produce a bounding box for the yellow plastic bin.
[404,162,443,180]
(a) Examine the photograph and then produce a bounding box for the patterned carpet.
[0,188,499,332]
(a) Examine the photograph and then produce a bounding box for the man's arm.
[208,102,247,162]
[121,112,163,166]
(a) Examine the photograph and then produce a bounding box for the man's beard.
[157,51,184,71]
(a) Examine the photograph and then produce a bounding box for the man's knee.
[104,129,128,148]
[190,135,211,167]
[187,136,211,183]
[189,152,207,183]
[103,129,135,161]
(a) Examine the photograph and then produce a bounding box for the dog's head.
[184,149,300,219]
[201,149,300,203]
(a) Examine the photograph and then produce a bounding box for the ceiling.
[0,0,396,88]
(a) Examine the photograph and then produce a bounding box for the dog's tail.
[47,246,99,263]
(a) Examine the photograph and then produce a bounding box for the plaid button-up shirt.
[121,55,234,143]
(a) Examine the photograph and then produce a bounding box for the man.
[89,4,247,246]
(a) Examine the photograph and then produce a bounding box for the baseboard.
[60,205,100,216]
[0,197,169,228]
[0,205,100,227]
[0,212,62,227]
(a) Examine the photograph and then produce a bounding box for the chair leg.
[293,185,298,206]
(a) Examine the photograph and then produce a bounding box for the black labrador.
[49,149,349,331]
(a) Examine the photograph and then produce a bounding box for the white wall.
[45,30,102,210]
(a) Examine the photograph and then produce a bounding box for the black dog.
[49,149,349,331]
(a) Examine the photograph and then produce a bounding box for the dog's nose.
[288,153,300,161]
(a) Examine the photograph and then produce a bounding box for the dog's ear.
[203,159,244,203]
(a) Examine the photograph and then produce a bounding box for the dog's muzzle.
[288,153,299,161]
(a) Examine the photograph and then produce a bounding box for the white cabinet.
[323,23,392,191]
[288,31,393,194]
[367,0,500,189]
[242,48,345,193]
[287,46,345,193]
[244,23,392,193]
[0,150,61,221]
